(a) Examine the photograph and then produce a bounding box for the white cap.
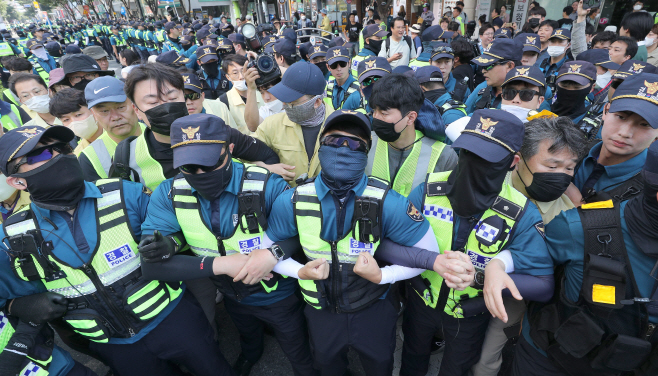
[604,25,617,33]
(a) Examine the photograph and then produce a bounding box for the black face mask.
[315,61,329,77]
[517,157,572,202]
[143,102,189,136]
[372,113,409,143]
[424,88,447,104]
[73,79,91,91]
[13,154,86,211]
[552,86,590,120]
[367,39,383,55]
[183,152,233,202]
[447,151,515,218]
[624,171,658,259]
[203,61,220,78]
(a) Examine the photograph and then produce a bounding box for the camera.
[247,54,281,88]
[257,23,273,35]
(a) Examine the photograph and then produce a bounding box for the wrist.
[434,254,448,276]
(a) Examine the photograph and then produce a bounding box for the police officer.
[308,45,330,81]
[539,28,572,93]
[608,60,658,102]
[514,33,542,66]
[416,66,467,126]
[367,73,457,197]
[551,60,596,124]
[342,56,391,113]
[511,119,658,376]
[109,26,127,62]
[0,125,235,375]
[139,114,317,376]
[351,24,388,78]
[182,71,237,126]
[26,40,57,85]
[409,26,454,71]
[325,46,361,110]
[196,45,232,100]
[399,109,554,376]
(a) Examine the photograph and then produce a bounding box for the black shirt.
[452,63,475,92]
[345,21,363,42]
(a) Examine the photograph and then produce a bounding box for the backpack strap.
[108,135,140,182]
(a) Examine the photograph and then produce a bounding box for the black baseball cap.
[502,66,546,88]
[171,114,230,168]
[414,66,443,84]
[228,33,245,44]
[269,61,325,103]
[576,49,620,70]
[156,50,190,67]
[513,33,541,54]
[0,126,75,176]
[421,26,454,42]
[451,109,525,162]
[471,38,522,66]
[272,38,297,59]
[321,109,372,148]
[612,60,658,80]
[196,29,210,41]
[556,60,596,86]
[609,73,658,129]
[164,21,177,32]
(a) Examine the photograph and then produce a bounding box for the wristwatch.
[474,270,485,288]
[268,244,284,261]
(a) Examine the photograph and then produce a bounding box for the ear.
[537,95,545,107]
[407,111,418,124]
[6,176,27,191]
[510,154,521,169]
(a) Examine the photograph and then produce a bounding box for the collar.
[31,181,102,215]
[338,75,357,90]
[314,172,368,200]
[550,54,568,68]
[586,142,648,179]
[188,160,243,197]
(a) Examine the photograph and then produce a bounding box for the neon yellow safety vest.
[409,59,430,71]
[0,42,15,57]
[326,77,360,110]
[80,132,118,179]
[170,164,284,299]
[155,30,166,43]
[1,104,24,131]
[351,54,367,78]
[128,134,167,192]
[294,177,391,312]
[27,56,50,85]
[371,130,446,197]
[0,311,50,376]
[416,171,528,318]
[4,179,183,343]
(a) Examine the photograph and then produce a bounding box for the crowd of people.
[0,1,657,376]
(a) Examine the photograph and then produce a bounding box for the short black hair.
[373,14,381,22]
[620,11,654,42]
[539,20,559,31]
[448,21,460,32]
[456,1,464,7]
[9,73,47,96]
[529,7,546,18]
[392,17,406,27]
[369,74,424,116]
[479,23,494,36]
[275,52,297,67]
[563,6,573,15]
[615,36,638,59]
[221,53,248,74]
[420,81,445,91]
[120,49,140,66]
[492,7,500,14]
[3,57,33,72]
[49,88,87,117]
[585,23,595,35]
[124,63,184,104]
[453,7,461,13]
[451,38,475,63]
[478,15,487,24]
[592,31,616,47]
[521,116,587,161]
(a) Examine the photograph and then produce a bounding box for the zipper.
[82,264,135,337]
[330,240,340,314]
[646,323,656,341]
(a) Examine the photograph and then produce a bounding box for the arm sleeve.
[380,190,432,247]
[78,153,103,182]
[273,257,304,278]
[374,239,438,269]
[229,127,280,165]
[571,20,588,59]
[378,227,440,284]
[17,106,31,124]
[0,349,28,375]
[141,254,215,281]
[504,274,554,302]
[123,181,151,239]
[264,189,299,242]
[433,146,458,172]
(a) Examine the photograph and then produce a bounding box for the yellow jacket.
[321,16,332,37]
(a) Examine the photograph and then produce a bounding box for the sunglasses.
[329,61,348,69]
[179,150,227,174]
[361,76,380,87]
[321,135,369,153]
[184,92,202,100]
[502,88,541,102]
[12,142,73,175]
[483,60,510,71]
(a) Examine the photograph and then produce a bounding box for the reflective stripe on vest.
[81,133,117,179]
[129,135,166,192]
[0,42,15,57]
[417,171,527,317]
[28,57,50,85]
[371,130,445,197]
[327,78,360,109]
[351,54,367,78]
[0,104,23,130]
[294,177,388,309]
[409,59,430,71]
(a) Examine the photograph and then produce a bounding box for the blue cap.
[451,109,525,162]
[26,39,43,50]
[321,109,372,147]
[85,76,127,108]
[549,28,571,41]
[261,35,278,48]
[156,50,190,67]
[164,21,177,31]
[228,33,245,44]
[513,33,541,54]
[272,38,297,59]
[217,37,233,51]
[65,44,82,54]
[430,42,453,61]
[502,66,546,88]
[363,24,388,38]
[576,49,620,70]
[308,44,328,60]
[612,60,658,80]
[298,42,313,60]
[471,39,522,66]
[282,28,297,43]
[421,25,454,42]
[556,60,596,86]
[328,36,354,48]
[269,61,325,103]
[182,72,203,94]
[414,66,443,84]
[196,29,210,41]
[609,73,658,129]
[357,56,391,83]
[494,28,512,39]
[392,65,414,76]
[171,114,230,168]
[0,126,74,176]
[196,45,218,63]
[326,46,350,64]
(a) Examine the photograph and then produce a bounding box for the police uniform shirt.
[573,142,647,193]
[331,75,360,110]
[435,92,468,127]
[408,182,554,276]
[0,180,181,344]
[266,173,430,247]
[31,55,58,74]
[141,162,296,306]
[340,90,365,112]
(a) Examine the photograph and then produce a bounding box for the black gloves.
[0,322,44,375]
[9,292,68,324]
[139,230,179,263]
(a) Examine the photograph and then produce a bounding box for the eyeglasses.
[329,61,348,69]
[12,142,73,174]
[361,76,380,87]
[180,150,227,174]
[19,87,45,100]
[184,92,202,100]
[321,135,369,153]
[483,60,509,71]
[69,72,99,84]
[502,88,541,102]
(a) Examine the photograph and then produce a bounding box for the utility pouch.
[459,296,488,317]
[8,234,55,281]
[636,344,658,376]
[582,253,626,308]
[590,334,651,372]
[353,197,381,243]
[553,309,604,358]
[63,308,111,343]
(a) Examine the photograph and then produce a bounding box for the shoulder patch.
[142,185,152,196]
[534,221,545,239]
[478,88,487,95]
[407,202,424,222]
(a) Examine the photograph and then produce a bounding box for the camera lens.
[258,56,275,73]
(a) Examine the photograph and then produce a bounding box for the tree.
[237,0,248,19]
[376,0,393,23]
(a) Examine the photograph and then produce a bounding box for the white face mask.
[301,15,306,20]
[69,114,99,140]
[501,103,531,123]
[259,99,284,119]
[32,47,48,60]
[547,46,566,57]
[633,4,642,10]
[596,70,612,90]
[24,94,51,114]
[646,37,656,46]
[232,80,248,91]
[0,174,17,202]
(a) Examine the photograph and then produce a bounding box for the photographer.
[244,52,283,132]
[219,54,264,134]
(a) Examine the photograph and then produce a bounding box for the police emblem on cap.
[333,49,341,57]
[204,48,210,54]
[517,67,530,76]
[644,80,658,95]
[632,63,646,73]
[568,64,581,73]
[342,110,357,114]
[500,29,508,34]
[554,29,563,35]
[16,128,41,138]
[182,75,189,82]
[365,59,377,69]
[476,117,498,136]
[474,56,493,64]
[314,46,321,52]
[526,36,536,43]
[181,126,200,141]
[270,37,276,42]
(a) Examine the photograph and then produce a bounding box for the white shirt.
[378,36,416,68]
